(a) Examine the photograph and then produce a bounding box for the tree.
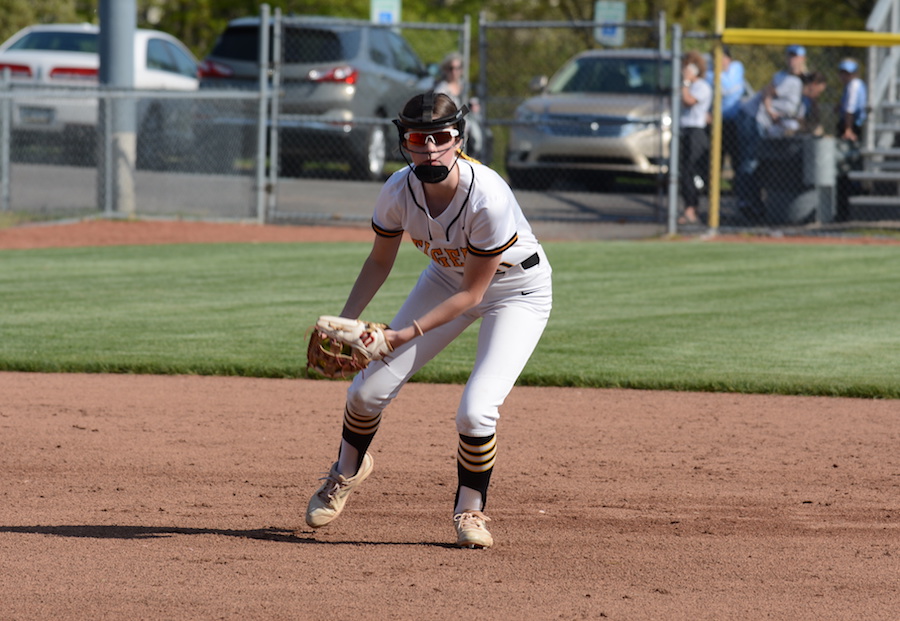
[0,0,80,43]
[2,0,882,58]
[134,0,373,57]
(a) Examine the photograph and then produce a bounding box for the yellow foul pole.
[707,0,727,232]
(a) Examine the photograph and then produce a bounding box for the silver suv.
[199,16,432,179]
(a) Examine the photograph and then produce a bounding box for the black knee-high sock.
[455,433,496,510]
[340,405,381,472]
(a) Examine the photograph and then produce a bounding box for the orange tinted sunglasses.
[403,128,460,146]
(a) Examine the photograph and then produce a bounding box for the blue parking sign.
[371,0,401,24]
[594,1,625,47]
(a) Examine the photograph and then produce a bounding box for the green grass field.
[1,240,898,398]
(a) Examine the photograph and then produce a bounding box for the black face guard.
[392,106,469,137]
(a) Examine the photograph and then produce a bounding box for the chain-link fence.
[0,82,261,220]
[477,14,671,231]
[2,6,900,235]
[197,13,466,182]
[477,14,900,234]
[693,39,895,229]
[0,9,467,225]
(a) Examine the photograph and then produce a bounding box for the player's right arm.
[386,251,504,351]
[339,233,403,319]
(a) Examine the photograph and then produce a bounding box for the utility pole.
[98,0,136,217]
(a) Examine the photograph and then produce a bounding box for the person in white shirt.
[433,52,487,162]
[706,46,746,172]
[835,58,868,220]
[836,58,867,142]
[304,91,552,549]
[679,50,713,225]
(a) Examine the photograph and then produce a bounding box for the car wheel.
[350,122,387,181]
[507,167,551,191]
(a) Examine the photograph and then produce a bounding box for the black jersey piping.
[468,232,518,257]
[405,161,475,243]
[372,219,404,238]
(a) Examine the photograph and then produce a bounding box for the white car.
[0,23,199,168]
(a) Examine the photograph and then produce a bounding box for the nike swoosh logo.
[521,289,541,296]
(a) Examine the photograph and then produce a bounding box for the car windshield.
[210,26,262,61]
[283,27,359,63]
[548,56,671,95]
[7,31,98,53]
[211,25,360,64]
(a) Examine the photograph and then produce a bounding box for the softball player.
[305,91,552,548]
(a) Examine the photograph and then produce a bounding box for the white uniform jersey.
[353,154,552,438]
[372,157,541,282]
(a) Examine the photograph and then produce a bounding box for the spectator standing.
[835,58,868,220]
[707,46,746,171]
[800,71,828,135]
[734,45,808,218]
[679,51,713,225]
[434,52,487,161]
[759,45,808,137]
[837,58,867,142]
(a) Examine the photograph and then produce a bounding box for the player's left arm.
[386,252,503,349]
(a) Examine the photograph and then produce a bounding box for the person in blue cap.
[706,46,746,178]
[733,45,808,219]
[760,45,808,137]
[835,58,868,220]
[837,58,867,142]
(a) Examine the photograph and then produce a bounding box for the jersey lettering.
[431,249,450,268]
[412,237,468,268]
[444,248,465,267]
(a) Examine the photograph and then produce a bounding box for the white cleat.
[453,510,493,548]
[305,453,374,528]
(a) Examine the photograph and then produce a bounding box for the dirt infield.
[1,220,898,620]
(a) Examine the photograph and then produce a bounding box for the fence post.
[477,11,488,119]
[99,0,137,218]
[462,14,472,104]
[668,24,682,235]
[1,68,10,213]
[267,6,282,221]
[706,0,727,233]
[103,91,113,217]
[255,3,271,225]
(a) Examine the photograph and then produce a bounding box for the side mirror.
[529,75,548,92]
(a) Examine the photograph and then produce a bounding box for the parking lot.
[10,161,669,240]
